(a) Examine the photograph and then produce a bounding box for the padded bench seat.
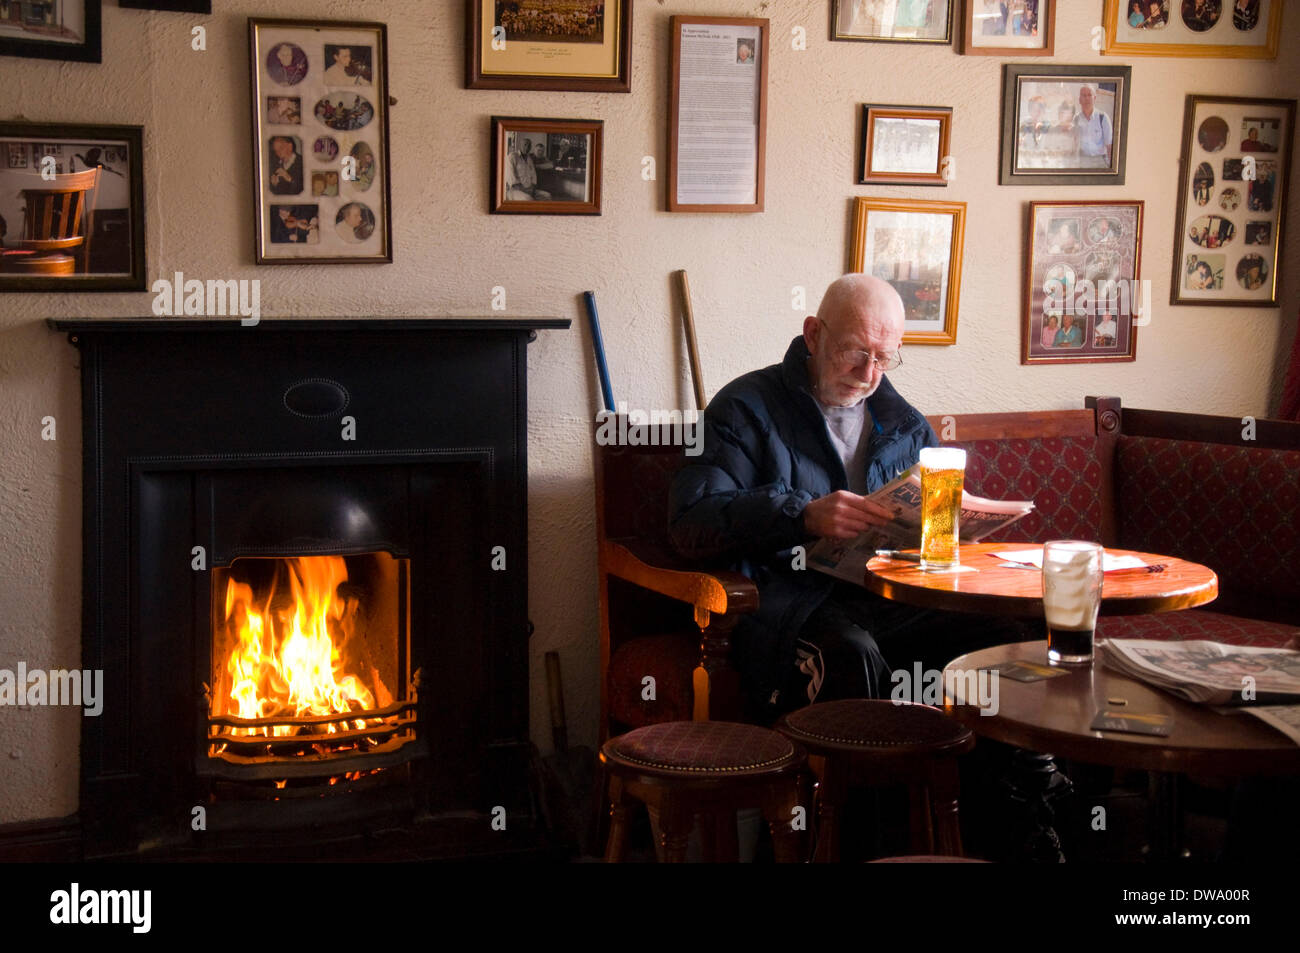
[1098,609,1298,649]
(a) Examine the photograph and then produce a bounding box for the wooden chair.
[594,419,757,741]
[8,168,100,276]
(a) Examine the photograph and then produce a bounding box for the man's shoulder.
[708,361,790,425]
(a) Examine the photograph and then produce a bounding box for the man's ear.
[802,315,820,352]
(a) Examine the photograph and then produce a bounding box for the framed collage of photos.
[248,18,392,264]
[1001,64,1131,186]
[0,121,145,292]
[962,0,1054,56]
[1022,201,1144,365]
[0,0,100,62]
[1102,0,1281,59]
[491,117,603,215]
[1171,95,1294,307]
[832,0,953,43]
[850,197,966,346]
[466,0,633,93]
[859,105,952,187]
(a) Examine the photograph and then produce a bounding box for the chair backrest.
[594,420,688,546]
[20,167,100,244]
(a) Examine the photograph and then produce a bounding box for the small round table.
[943,641,1300,777]
[864,542,1219,618]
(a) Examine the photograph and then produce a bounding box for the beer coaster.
[986,661,1070,682]
[1089,710,1171,736]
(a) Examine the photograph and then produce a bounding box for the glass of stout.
[1041,540,1104,664]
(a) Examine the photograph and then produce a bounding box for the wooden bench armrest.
[601,538,759,616]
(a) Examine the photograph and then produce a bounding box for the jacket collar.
[780,335,916,435]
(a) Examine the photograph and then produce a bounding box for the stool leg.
[813,762,846,863]
[696,811,718,863]
[930,760,965,857]
[659,796,692,863]
[604,776,631,863]
[762,776,806,864]
[909,782,935,855]
[713,809,740,862]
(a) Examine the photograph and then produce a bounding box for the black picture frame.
[0,0,101,62]
[0,121,146,292]
[119,1,213,12]
[1000,64,1132,186]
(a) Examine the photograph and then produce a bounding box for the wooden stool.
[600,721,808,862]
[776,699,975,862]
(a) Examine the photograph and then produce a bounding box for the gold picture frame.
[1102,0,1282,59]
[850,197,966,346]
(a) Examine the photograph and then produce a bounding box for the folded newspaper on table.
[807,464,1034,584]
[1100,639,1300,706]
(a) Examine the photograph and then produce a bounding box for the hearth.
[46,317,568,860]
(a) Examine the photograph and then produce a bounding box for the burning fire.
[218,556,389,737]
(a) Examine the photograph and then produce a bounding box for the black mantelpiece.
[44,316,569,860]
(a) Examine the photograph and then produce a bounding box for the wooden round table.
[864,542,1218,618]
[942,641,1300,776]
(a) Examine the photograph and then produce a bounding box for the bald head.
[804,274,905,408]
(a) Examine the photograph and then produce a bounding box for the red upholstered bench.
[935,399,1300,650]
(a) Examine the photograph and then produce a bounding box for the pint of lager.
[1042,540,1104,664]
[918,447,966,572]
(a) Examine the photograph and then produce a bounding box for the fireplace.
[47,317,568,859]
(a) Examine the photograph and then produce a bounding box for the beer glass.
[918,447,966,572]
[1042,540,1104,664]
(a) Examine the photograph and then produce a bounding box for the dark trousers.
[783,581,1037,711]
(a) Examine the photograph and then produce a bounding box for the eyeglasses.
[819,319,903,372]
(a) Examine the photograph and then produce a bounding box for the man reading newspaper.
[670,275,1033,721]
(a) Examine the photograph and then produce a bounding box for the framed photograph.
[850,197,966,345]
[466,0,632,93]
[962,0,1054,55]
[0,0,100,62]
[1023,201,1144,365]
[491,117,603,215]
[1171,95,1295,307]
[119,1,212,12]
[249,18,392,265]
[0,121,145,292]
[832,0,953,43]
[668,16,768,213]
[1000,64,1131,185]
[859,105,952,186]
[1102,0,1281,58]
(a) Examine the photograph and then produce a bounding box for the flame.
[221,556,377,737]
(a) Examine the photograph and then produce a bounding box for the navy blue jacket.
[668,335,938,709]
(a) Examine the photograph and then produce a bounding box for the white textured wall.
[1,1,1297,824]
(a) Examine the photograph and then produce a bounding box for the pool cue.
[582,291,615,412]
[675,269,706,410]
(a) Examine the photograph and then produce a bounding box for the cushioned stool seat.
[777,700,975,862]
[600,721,808,862]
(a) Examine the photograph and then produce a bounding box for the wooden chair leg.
[604,776,631,863]
[929,760,965,857]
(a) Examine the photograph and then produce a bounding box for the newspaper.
[1100,639,1300,706]
[1243,706,1300,746]
[808,464,1034,584]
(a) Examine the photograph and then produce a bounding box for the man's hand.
[801,491,893,539]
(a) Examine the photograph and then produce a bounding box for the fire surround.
[45,317,568,859]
